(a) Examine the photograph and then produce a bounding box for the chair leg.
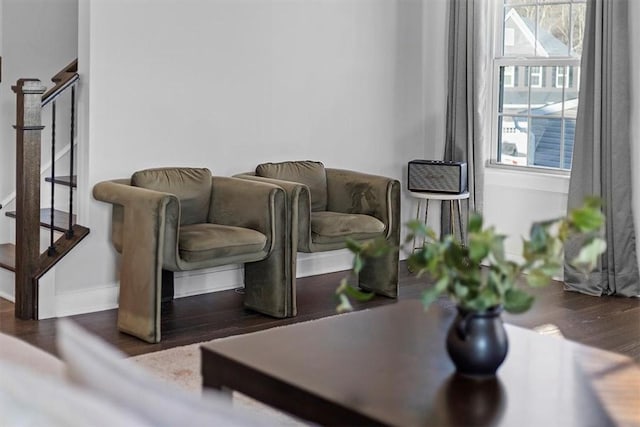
[161,269,174,303]
[244,249,296,318]
[116,260,163,344]
[244,186,296,318]
[358,246,399,298]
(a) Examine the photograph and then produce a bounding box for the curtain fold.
[564,0,640,297]
[441,0,492,242]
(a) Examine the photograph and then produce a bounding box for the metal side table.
[408,190,470,253]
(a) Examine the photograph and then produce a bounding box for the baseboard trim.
[0,269,15,303]
[38,250,387,318]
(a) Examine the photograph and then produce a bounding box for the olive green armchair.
[93,167,291,343]
[237,160,401,302]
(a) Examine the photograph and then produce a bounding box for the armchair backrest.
[255,161,327,212]
[131,167,212,225]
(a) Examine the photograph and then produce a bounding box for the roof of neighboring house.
[505,8,577,57]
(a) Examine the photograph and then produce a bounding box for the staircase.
[0,59,90,319]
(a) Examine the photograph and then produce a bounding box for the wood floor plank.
[1,263,639,362]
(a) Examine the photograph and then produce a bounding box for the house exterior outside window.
[504,66,515,87]
[555,66,567,88]
[492,0,586,170]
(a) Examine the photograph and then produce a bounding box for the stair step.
[44,175,77,188]
[0,243,16,272]
[5,208,76,233]
[36,225,90,279]
[0,225,90,275]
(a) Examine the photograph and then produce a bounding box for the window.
[493,0,586,170]
[529,66,542,88]
[555,66,567,88]
[503,66,515,87]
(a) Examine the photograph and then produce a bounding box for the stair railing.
[12,79,46,319]
[48,99,56,256]
[12,59,84,319]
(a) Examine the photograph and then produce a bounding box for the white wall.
[0,0,77,302]
[483,169,569,261]
[43,0,435,316]
[0,0,78,239]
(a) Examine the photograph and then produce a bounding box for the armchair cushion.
[179,223,267,263]
[256,160,327,212]
[310,211,384,245]
[132,167,212,226]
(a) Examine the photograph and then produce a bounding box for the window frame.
[555,66,567,88]
[488,0,585,174]
[503,65,515,87]
[529,66,543,88]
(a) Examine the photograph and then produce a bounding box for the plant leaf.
[345,238,362,254]
[525,269,552,288]
[454,281,469,299]
[352,253,364,274]
[422,277,448,308]
[528,223,548,253]
[342,283,375,302]
[571,237,606,273]
[504,288,534,313]
[569,205,604,233]
[336,294,354,313]
[468,234,490,263]
[468,214,483,233]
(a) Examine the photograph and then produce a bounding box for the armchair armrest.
[233,173,312,252]
[209,177,286,254]
[93,179,182,342]
[325,169,400,240]
[93,179,180,254]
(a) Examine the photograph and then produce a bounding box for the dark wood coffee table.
[201,300,639,426]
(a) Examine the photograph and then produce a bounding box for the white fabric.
[0,332,65,379]
[56,319,277,427]
[0,361,152,427]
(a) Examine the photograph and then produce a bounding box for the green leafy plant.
[337,197,606,314]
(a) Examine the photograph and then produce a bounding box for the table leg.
[412,199,430,252]
[457,198,464,243]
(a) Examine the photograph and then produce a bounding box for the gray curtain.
[564,0,640,297]
[441,0,492,241]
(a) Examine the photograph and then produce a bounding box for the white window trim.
[504,66,515,87]
[530,66,542,88]
[555,66,568,88]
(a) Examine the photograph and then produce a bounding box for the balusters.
[48,101,57,256]
[66,84,75,238]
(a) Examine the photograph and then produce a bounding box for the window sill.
[485,162,570,193]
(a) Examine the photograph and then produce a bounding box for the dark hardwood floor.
[1,263,639,362]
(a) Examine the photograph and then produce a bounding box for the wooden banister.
[10,58,87,320]
[42,59,78,106]
[12,79,46,319]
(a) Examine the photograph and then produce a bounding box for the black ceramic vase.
[446,306,508,378]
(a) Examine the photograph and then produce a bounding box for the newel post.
[12,79,46,319]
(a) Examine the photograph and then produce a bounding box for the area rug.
[130,335,314,426]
